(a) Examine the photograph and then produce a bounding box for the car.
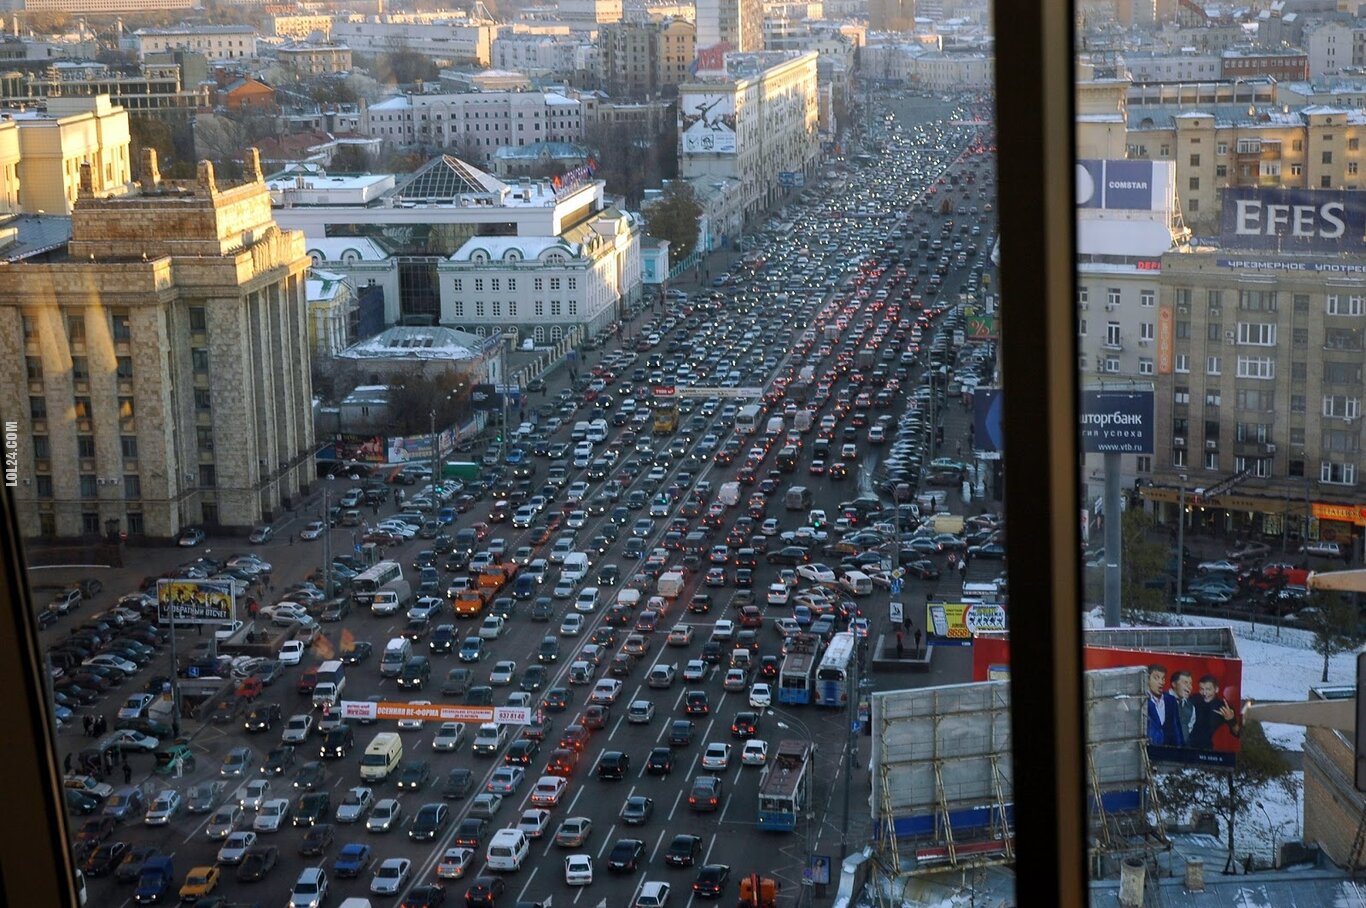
[608,838,647,872]
[366,798,402,833]
[647,663,677,688]
[645,746,674,776]
[489,660,517,685]
[469,792,503,819]
[253,798,290,832]
[723,667,748,692]
[667,624,694,646]
[635,880,672,908]
[397,760,432,790]
[565,853,594,886]
[143,789,182,826]
[442,768,475,800]
[333,842,373,879]
[590,678,623,704]
[370,857,412,895]
[281,713,313,743]
[299,822,335,856]
[464,875,505,907]
[712,619,736,640]
[685,690,710,715]
[436,846,476,880]
[518,807,552,838]
[300,521,326,540]
[665,833,703,867]
[749,682,773,707]
[683,659,707,681]
[741,739,769,765]
[554,816,593,848]
[453,817,489,848]
[487,765,525,794]
[668,719,696,747]
[334,786,373,824]
[620,795,654,825]
[205,803,243,840]
[409,803,450,841]
[693,864,731,899]
[82,841,130,877]
[236,845,279,882]
[185,779,225,814]
[249,526,274,544]
[731,710,760,738]
[701,742,732,771]
[278,640,306,665]
[689,775,723,811]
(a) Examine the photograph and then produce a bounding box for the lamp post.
[1257,801,1279,868]
[1176,473,1187,614]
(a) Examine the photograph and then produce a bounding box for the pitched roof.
[393,155,508,202]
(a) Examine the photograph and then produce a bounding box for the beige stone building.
[0,95,133,217]
[0,149,315,542]
[598,17,695,99]
[276,42,353,76]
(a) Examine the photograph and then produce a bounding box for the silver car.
[335,786,373,824]
[366,798,402,833]
[205,804,243,840]
[217,830,256,865]
[253,797,289,832]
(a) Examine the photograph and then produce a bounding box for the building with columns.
[0,95,133,216]
[0,149,315,542]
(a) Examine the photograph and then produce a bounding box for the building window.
[1206,390,1222,408]
[1324,430,1361,454]
[111,309,130,341]
[1238,289,1275,311]
[1235,356,1275,379]
[1323,395,1362,419]
[491,278,500,291]
[22,315,36,340]
[1325,327,1363,350]
[77,435,95,458]
[1291,394,1306,413]
[1175,320,1190,339]
[1174,288,1190,308]
[189,307,207,331]
[1292,139,1304,152]
[568,277,577,290]
[508,301,518,317]
[66,315,85,342]
[1327,294,1365,315]
[1291,163,1303,176]
[1294,293,1310,312]
[550,300,562,316]
[1207,321,1222,342]
[79,475,97,498]
[116,356,133,380]
[1216,164,1227,178]
[568,300,578,315]
[35,476,52,499]
[25,357,42,381]
[194,389,211,410]
[1136,455,1151,474]
[1322,175,1333,188]
[454,302,464,317]
[453,279,463,292]
[121,435,137,459]
[1189,199,1198,212]
[32,435,49,460]
[475,301,486,317]
[1206,356,1221,375]
[1105,322,1120,346]
[1236,323,1276,345]
[124,475,141,499]
[1351,138,1361,151]
[1325,361,1363,383]
[1203,451,1219,470]
[73,397,91,420]
[534,300,545,316]
[1323,151,1334,165]
[1292,327,1308,347]
[1106,288,1120,308]
[534,278,544,291]
[550,278,562,291]
[1104,357,1119,373]
[492,301,502,317]
[1078,319,1087,336]
[1078,287,1088,306]
[1139,290,1154,308]
[199,465,217,487]
[1234,422,1269,443]
[1138,358,1153,375]
[1189,153,1200,167]
[1174,353,1189,373]
[1290,427,1305,446]
[1320,461,1357,485]
[1173,448,1187,468]
[192,349,209,373]
[474,278,484,292]
[1352,163,1360,176]
[196,426,214,450]
[1174,386,1190,405]
[1236,389,1273,411]
[1189,177,1199,191]
[1140,322,1155,341]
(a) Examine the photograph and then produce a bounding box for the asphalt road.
[44,88,999,908]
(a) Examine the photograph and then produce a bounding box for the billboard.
[157,579,234,625]
[972,388,1004,452]
[339,700,531,725]
[469,384,503,412]
[973,635,1243,768]
[925,601,1007,646]
[1076,160,1171,211]
[1080,389,1154,454]
[1219,187,1366,253]
[680,92,737,155]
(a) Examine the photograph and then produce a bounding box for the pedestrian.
[196,622,202,636]
[123,762,132,785]
[289,533,294,545]
[83,715,93,737]
[902,612,912,633]
[914,626,923,656]
[959,560,968,581]
[64,752,73,773]
[895,631,904,660]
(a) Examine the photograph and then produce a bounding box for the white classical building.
[328,18,497,66]
[268,155,642,341]
[678,50,821,229]
[133,25,258,61]
[362,91,585,162]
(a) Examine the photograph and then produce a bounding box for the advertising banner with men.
[1220,187,1366,253]
[973,638,1242,768]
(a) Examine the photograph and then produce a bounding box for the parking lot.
[44,89,1002,908]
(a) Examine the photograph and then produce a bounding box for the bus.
[351,560,403,608]
[756,740,813,832]
[814,632,856,707]
[736,404,763,435]
[777,634,820,705]
[652,385,678,435]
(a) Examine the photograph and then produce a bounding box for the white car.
[766,583,791,605]
[369,857,411,895]
[143,789,182,825]
[436,847,475,880]
[253,797,290,832]
[205,804,243,840]
[560,613,584,636]
[278,640,306,665]
[741,739,769,766]
[797,563,837,584]
[773,618,801,638]
[281,713,313,743]
[683,659,708,682]
[366,798,402,833]
[214,620,244,642]
[565,854,594,886]
[574,587,601,613]
[376,521,418,539]
[335,786,373,823]
[397,701,431,730]
[117,693,155,721]
[518,807,552,838]
[217,830,256,865]
[479,615,505,640]
[300,521,326,540]
[236,778,271,810]
[712,619,736,641]
[749,683,773,708]
[590,678,622,704]
[432,723,465,752]
[701,742,732,771]
[490,660,518,685]
[85,654,138,674]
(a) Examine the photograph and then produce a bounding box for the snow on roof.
[337,325,483,361]
[369,95,411,111]
[307,236,390,262]
[545,93,580,106]
[307,271,347,302]
[451,235,577,262]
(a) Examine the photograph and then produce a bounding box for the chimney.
[140,147,161,191]
[77,160,94,198]
[197,160,218,194]
[245,146,263,183]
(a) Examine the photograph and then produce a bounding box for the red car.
[738,606,764,628]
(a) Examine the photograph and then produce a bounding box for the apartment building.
[491,33,596,81]
[1,150,314,541]
[598,17,696,98]
[133,26,258,62]
[362,91,584,161]
[329,18,496,66]
[276,42,353,76]
[0,59,209,118]
[696,0,765,52]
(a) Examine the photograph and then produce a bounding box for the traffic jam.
[61,93,999,908]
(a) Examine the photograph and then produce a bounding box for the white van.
[785,486,813,510]
[486,828,530,871]
[561,552,590,583]
[379,637,412,677]
[586,419,608,443]
[359,732,403,781]
[571,421,590,442]
[840,570,873,596]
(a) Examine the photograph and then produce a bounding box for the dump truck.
[454,565,516,617]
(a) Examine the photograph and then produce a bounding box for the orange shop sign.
[1312,502,1366,526]
[1156,306,1174,375]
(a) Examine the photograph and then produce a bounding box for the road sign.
[891,579,904,595]
[851,720,861,734]
[889,600,904,624]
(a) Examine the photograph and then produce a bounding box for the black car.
[405,884,448,908]
[767,546,811,565]
[693,864,731,898]
[505,739,540,766]
[442,767,475,800]
[299,823,334,856]
[82,841,129,877]
[667,719,695,747]
[431,625,457,654]
[320,726,354,759]
[453,817,488,848]
[597,750,630,780]
[264,746,296,775]
[645,747,674,777]
[607,838,646,872]
[409,803,450,841]
[689,776,723,811]
[243,703,281,732]
[397,760,432,790]
[340,641,373,664]
[293,761,327,791]
[292,792,330,826]
[114,846,159,883]
[665,834,703,867]
[236,845,279,882]
[464,875,504,907]
[530,597,555,621]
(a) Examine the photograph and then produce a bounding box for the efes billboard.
[1220,187,1366,252]
[1076,160,1173,211]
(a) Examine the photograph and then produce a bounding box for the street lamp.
[1176,473,1188,614]
[1257,801,1279,868]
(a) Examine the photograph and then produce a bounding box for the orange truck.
[738,874,779,907]
[455,565,517,617]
